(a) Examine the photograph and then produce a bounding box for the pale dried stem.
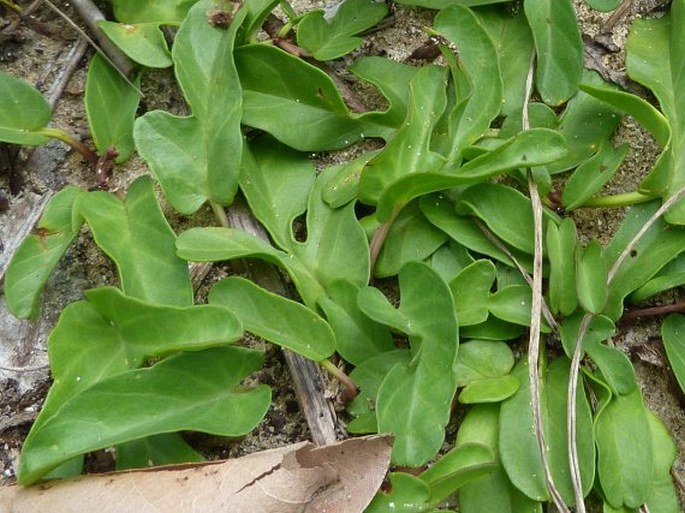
[523,50,571,513]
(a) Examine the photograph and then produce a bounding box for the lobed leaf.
[4,187,83,319]
[449,260,496,326]
[78,176,193,306]
[19,347,270,485]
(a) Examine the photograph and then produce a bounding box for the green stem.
[320,359,358,402]
[210,201,230,228]
[0,0,22,13]
[37,127,99,167]
[279,0,297,21]
[579,191,654,208]
[369,208,400,272]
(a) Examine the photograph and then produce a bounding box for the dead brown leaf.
[0,435,392,513]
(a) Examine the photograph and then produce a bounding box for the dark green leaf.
[584,0,622,11]
[296,0,388,61]
[4,187,83,318]
[524,0,583,105]
[322,150,380,208]
[460,316,526,340]
[630,252,685,302]
[115,433,203,470]
[209,277,336,361]
[78,176,193,306]
[19,347,270,485]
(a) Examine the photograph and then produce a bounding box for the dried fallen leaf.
[0,435,392,513]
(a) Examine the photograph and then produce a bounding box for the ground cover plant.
[1,0,684,511]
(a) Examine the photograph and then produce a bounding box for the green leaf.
[115,433,203,470]
[584,0,622,12]
[499,358,595,504]
[239,136,315,250]
[630,253,685,302]
[0,70,52,145]
[546,71,622,173]
[209,277,336,361]
[428,241,474,283]
[85,54,140,162]
[459,375,519,404]
[420,194,534,272]
[523,0,583,105]
[351,56,420,129]
[562,141,630,210]
[456,183,554,255]
[394,0,514,9]
[296,0,388,61]
[19,347,270,485]
[78,176,193,306]
[134,0,245,214]
[371,262,459,466]
[626,4,685,223]
[488,284,551,332]
[366,472,431,513]
[4,187,83,318]
[475,6,534,117]
[376,128,568,222]
[318,280,394,366]
[347,349,410,433]
[661,314,685,396]
[375,202,448,278]
[546,218,578,316]
[460,317,526,341]
[602,201,685,321]
[433,4,502,155]
[359,65,448,207]
[454,339,515,386]
[576,240,608,314]
[449,260,496,326]
[236,44,363,151]
[595,390,653,508]
[456,405,544,513]
[420,444,497,504]
[111,0,196,23]
[321,150,380,208]
[644,412,680,513]
[97,21,173,68]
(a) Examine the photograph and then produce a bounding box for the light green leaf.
[321,150,380,208]
[112,0,196,23]
[499,358,595,504]
[0,70,52,145]
[375,202,448,278]
[115,433,203,470]
[546,218,578,316]
[359,65,448,208]
[630,252,685,302]
[97,21,173,68]
[576,240,608,314]
[595,390,653,508]
[459,375,519,404]
[585,0,622,12]
[661,314,685,396]
[209,277,335,361]
[19,347,270,485]
[296,0,388,61]
[449,260,496,326]
[236,44,363,151]
[78,176,193,306]
[373,262,459,466]
[454,339,515,386]
[4,187,83,318]
[366,472,431,513]
[488,284,551,332]
[644,412,680,513]
[434,4,502,156]
[318,280,394,366]
[134,0,245,214]
[524,0,583,105]
[239,136,315,250]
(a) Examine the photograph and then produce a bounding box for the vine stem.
[566,185,685,512]
[37,127,99,167]
[523,50,571,513]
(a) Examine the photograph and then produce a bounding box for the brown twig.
[621,302,685,322]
